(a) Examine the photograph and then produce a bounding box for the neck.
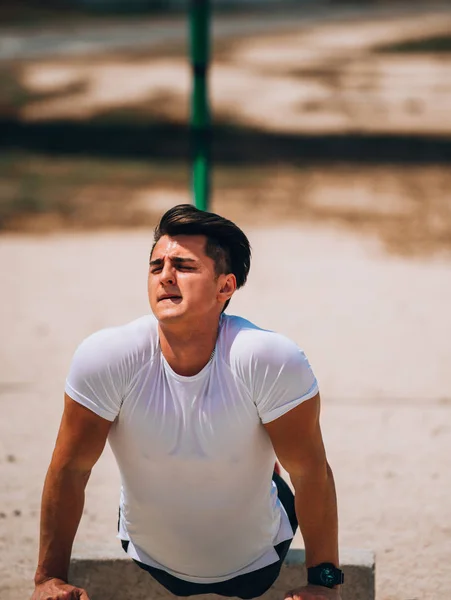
[158,316,221,377]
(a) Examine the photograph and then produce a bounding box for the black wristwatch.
[307,563,344,588]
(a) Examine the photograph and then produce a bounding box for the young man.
[32,205,343,600]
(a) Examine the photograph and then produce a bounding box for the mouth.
[158,294,182,302]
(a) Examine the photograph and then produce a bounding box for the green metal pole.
[189,0,211,211]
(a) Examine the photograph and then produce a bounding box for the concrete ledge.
[70,546,375,600]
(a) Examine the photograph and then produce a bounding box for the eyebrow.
[149,257,198,267]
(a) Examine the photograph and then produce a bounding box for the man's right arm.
[32,393,113,599]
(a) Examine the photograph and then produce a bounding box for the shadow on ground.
[1,119,451,165]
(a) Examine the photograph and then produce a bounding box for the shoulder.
[220,315,318,422]
[66,315,158,420]
[220,315,313,395]
[71,314,158,373]
[221,314,302,367]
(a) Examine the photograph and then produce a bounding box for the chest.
[117,359,262,461]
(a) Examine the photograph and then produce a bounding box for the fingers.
[55,590,81,600]
[63,588,89,600]
[284,592,300,600]
[30,579,90,600]
[284,593,336,600]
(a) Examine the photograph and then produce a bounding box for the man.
[32,204,343,600]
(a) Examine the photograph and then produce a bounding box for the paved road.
[0,2,449,62]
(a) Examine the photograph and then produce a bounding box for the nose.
[160,260,176,286]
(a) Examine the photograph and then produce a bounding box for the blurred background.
[1,2,451,600]
[1,0,450,248]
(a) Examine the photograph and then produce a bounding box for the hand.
[285,584,342,599]
[31,577,90,600]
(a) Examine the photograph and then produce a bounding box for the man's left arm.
[264,392,341,599]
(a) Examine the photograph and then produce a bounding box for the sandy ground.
[1,5,451,600]
[15,6,451,134]
[1,223,451,600]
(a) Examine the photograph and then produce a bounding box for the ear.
[217,273,237,303]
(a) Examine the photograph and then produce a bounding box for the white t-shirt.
[65,313,318,583]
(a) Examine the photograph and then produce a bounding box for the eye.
[150,267,162,274]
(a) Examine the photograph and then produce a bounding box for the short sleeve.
[250,333,319,424]
[65,328,130,422]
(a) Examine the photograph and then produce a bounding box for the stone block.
[70,545,375,600]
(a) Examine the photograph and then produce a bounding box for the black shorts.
[119,472,298,599]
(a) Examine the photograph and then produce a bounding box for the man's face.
[148,234,234,325]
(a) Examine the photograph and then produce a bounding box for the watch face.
[320,567,336,586]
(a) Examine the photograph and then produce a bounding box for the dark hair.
[152,204,251,311]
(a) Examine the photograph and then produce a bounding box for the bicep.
[49,393,113,475]
[263,393,326,477]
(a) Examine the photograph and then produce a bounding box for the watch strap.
[307,562,344,588]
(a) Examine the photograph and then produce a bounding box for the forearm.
[290,461,339,568]
[35,464,89,585]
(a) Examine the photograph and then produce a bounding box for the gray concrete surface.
[70,547,375,600]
